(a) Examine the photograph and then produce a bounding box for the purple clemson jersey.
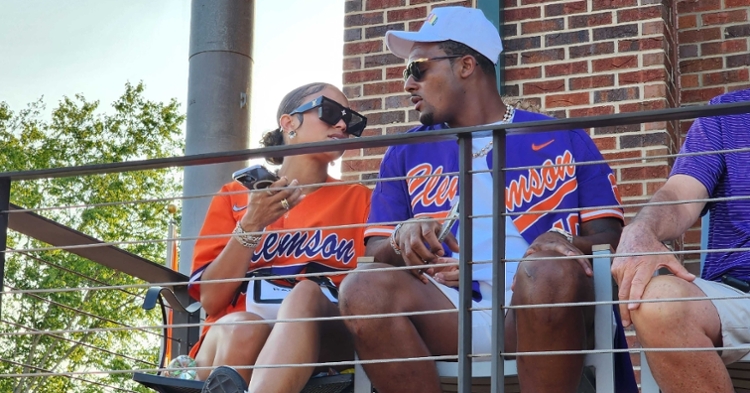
[365,108,636,393]
[366,109,624,246]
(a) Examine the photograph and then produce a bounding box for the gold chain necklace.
[472,105,514,159]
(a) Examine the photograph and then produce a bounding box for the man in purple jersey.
[338,6,637,393]
[613,88,750,393]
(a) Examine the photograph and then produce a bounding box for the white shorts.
[693,277,750,364]
[428,273,617,357]
[427,276,494,356]
[244,279,338,322]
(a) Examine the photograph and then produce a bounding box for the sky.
[0,0,344,152]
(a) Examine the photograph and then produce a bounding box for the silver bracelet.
[548,227,574,243]
[233,221,263,249]
[390,222,404,255]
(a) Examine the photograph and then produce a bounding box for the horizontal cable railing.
[2,101,748,182]
[1,102,749,392]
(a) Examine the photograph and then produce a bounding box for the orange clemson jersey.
[188,177,371,314]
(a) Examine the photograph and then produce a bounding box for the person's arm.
[363,145,455,277]
[525,129,625,275]
[525,217,622,276]
[624,175,707,241]
[573,217,622,254]
[198,225,259,316]
[199,177,302,315]
[365,236,404,266]
[613,112,724,327]
[365,222,460,265]
[611,175,706,326]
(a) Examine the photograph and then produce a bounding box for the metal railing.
[1,101,749,393]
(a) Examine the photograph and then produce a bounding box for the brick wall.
[341,0,749,258]
[341,0,750,388]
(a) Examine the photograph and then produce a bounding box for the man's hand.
[394,218,460,284]
[524,231,591,276]
[611,223,696,327]
[432,257,459,288]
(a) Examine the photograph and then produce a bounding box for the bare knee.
[511,253,593,333]
[513,252,593,305]
[285,280,325,306]
[214,312,272,347]
[195,311,270,378]
[633,276,693,323]
[339,263,399,316]
[278,280,330,318]
[631,276,710,343]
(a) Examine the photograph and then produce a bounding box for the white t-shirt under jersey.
[453,135,528,307]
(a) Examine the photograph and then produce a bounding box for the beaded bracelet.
[390,222,404,255]
[233,221,263,249]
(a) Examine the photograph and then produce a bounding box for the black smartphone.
[721,275,750,293]
[232,165,279,190]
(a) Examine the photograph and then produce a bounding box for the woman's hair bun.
[260,128,284,165]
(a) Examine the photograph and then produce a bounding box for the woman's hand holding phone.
[239,176,304,232]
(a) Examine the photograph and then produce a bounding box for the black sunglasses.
[403,56,461,82]
[289,96,367,137]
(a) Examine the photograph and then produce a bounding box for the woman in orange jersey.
[187,83,371,393]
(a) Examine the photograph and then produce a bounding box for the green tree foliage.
[0,82,185,393]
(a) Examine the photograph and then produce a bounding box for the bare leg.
[510,252,594,392]
[631,275,731,393]
[338,263,458,393]
[194,311,271,382]
[248,281,354,393]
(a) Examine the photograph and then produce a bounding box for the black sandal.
[202,366,248,393]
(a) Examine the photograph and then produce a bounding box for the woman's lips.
[328,133,347,140]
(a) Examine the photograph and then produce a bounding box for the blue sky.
[0,0,344,148]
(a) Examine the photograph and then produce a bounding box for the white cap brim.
[385,30,447,60]
[384,7,504,64]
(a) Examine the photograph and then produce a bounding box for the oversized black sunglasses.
[403,56,461,82]
[289,96,367,137]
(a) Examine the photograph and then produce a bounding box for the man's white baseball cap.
[385,6,504,64]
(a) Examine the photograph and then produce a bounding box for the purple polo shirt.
[671,88,750,282]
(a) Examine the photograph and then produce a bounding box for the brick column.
[502,0,680,219]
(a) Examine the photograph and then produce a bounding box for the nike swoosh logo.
[531,139,554,151]
[232,204,248,212]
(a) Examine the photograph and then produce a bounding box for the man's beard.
[419,111,435,126]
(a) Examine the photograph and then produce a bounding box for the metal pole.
[0,177,10,321]
[457,134,474,393]
[180,0,255,276]
[491,129,507,393]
